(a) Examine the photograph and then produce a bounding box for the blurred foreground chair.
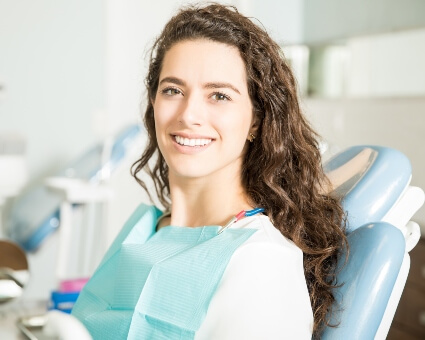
[322,146,425,339]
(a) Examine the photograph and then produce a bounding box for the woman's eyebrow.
[159,76,186,86]
[203,82,241,94]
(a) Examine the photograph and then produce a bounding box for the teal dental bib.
[72,204,257,339]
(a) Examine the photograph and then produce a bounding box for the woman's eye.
[211,92,231,101]
[162,87,182,96]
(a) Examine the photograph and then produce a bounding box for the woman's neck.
[166,171,253,229]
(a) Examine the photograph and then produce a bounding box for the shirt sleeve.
[195,241,313,340]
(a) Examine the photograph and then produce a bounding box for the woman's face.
[153,39,254,181]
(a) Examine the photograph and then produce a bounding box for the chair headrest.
[324,146,411,232]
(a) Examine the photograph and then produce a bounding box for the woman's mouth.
[173,135,213,147]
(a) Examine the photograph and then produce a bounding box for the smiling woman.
[72,3,348,339]
[154,39,254,188]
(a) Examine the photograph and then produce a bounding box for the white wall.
[304,0,425,44]
[347,29,425,97]
[235,0,303,44]
[0,0,105,182]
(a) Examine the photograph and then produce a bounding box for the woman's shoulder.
[228,215,306,283]
[197,215,313,339]
[234,214,303,257]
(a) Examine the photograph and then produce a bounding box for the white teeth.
[174,135,212,147]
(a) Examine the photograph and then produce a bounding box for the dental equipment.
[5,125,142,252]
[45,177,113,281]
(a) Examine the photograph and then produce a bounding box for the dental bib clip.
[217,208,265,234]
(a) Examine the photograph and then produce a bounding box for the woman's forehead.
[159,39,248,91]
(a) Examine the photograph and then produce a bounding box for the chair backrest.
[321,145,424,339]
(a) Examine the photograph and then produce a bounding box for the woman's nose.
[177,92,204,126]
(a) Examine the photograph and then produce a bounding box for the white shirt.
[196,215,314,339]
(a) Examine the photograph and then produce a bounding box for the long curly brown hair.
[132,3,348,337]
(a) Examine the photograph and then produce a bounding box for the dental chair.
[322,145,425,339]
[31,145,424,340]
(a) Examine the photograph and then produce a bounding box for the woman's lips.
[171,134,215,153]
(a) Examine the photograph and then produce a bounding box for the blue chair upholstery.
[322,145,424,339]
[322,222,405,339]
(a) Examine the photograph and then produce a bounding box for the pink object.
[59,278,89,292]
[235,210,246,221]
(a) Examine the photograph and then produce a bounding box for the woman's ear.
[247,115,260,143]
[249,114,260,137]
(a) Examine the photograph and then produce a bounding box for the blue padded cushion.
[323,145,411,232]
[321,222,405,339]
